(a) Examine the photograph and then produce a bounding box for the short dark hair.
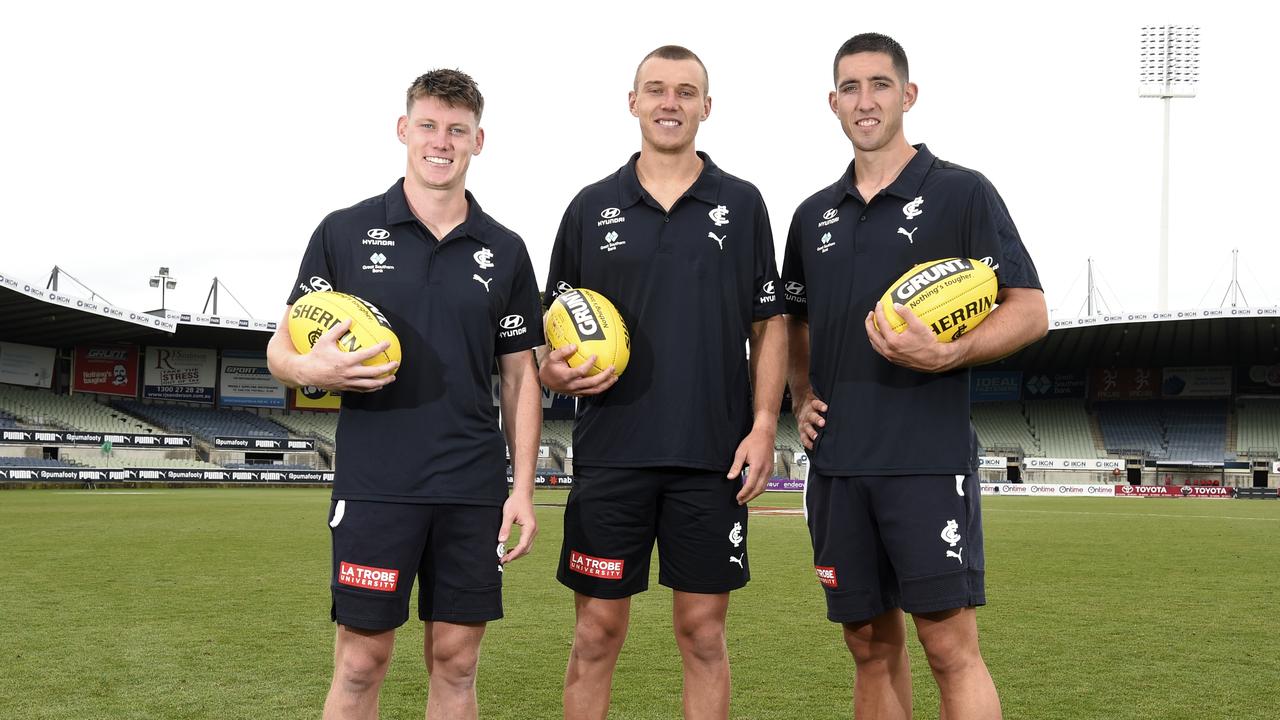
[832,33,909,85]
[634,45,710,95]
[405,69,484,121]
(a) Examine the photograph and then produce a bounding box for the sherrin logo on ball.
[876,258,997,343]
[544,288,630,377]
[288,291,401,375]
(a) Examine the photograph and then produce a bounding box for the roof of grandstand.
[1,271,276,350]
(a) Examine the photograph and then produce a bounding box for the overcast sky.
[2,1,1273,323]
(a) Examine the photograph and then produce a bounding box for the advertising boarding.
[143,346,217,403]
[71,345,140,397]
[219,350,287,408]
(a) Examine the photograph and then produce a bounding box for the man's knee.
[334,634,393,692]
[843,613,908,667]
[673,618,726,665]
[572,612,628,663]
[914,609,983,677]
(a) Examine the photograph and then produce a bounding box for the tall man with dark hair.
[540,45,788,720]
[267,69,544,720]
[783,33,1048,720]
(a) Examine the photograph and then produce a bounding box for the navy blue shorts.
[558,466,750,598]
[805,473,985,624]
[327,499,503,630]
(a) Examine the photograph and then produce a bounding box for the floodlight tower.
[1139,25,1199,311]
[148,267,178,311]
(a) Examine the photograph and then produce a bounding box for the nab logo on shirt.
[338,561,399,592]
[568,550,624,580]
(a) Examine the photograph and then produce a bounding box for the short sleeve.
[286,220,336,305]
[781,208,809,317]
[496,242,545,355]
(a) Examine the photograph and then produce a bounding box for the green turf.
[1,489,1277,719]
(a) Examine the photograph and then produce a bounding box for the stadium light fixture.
[148,267,178,311]
[1139,25,1199,312]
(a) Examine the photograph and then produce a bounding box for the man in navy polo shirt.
[539,45,787,720]
[266,69,543,719]
[783,34,1048,719]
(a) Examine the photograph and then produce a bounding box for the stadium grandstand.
[1,268,1278,493]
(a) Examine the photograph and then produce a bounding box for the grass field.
[2,488,1278,719]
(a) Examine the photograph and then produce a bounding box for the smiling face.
[397,95,483,192]
[829,51,916,154]
[629,57,711,155]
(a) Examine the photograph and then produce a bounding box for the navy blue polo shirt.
[782,144,1041,476]
[545,152,784,471]
[287,179,543,505]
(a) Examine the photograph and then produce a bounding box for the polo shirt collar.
[384,178,489,242]
[834,143,936,204]
[618,151,724,209]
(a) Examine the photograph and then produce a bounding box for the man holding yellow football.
[539,45,788,720]
[782,33,1048,720]
[267,69,543,720]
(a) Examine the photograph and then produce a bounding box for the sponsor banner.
[1090,367,1159,400]
[0,467,331,482]
[506,471,574,487]
[1177,486,1235,499]
[1049,306,1280,329]
[1238,364,1280,395]
[1162,366,1232,398]
[213,436,315,452]
[103,468,333,482]
[0,341,56,388]
[163,310,276,333]
[219,350,287,408]
[979,456,1006,469]
[294,385,341,411]
[0,272,177,331]
[72,345,140,397]
[1114,484,1182,498]
[981,483,1116,497]
[1273,461,1280,474]
[1023,371,1087,399]
[506,445,553,459]
[0,429,191,448]
[971,370,1022,403]
[143,347,217,403]
[1024,458,1124,471]
[766,477,806,492]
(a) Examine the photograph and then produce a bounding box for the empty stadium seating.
[1096,401,1166,458]
[541,420,573,452]
[112,400,288,441]
[0,384,166,434]
[1025,400,1103,458]
[775,414,804,455]
[0,456,77,468]
[269,412,337,444]
[1164,401,1229,462]
[971,402,1041,455]
[1236,400,1280,456]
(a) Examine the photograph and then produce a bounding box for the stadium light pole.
[1139,25,1199,312]
[148,267,177,312]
